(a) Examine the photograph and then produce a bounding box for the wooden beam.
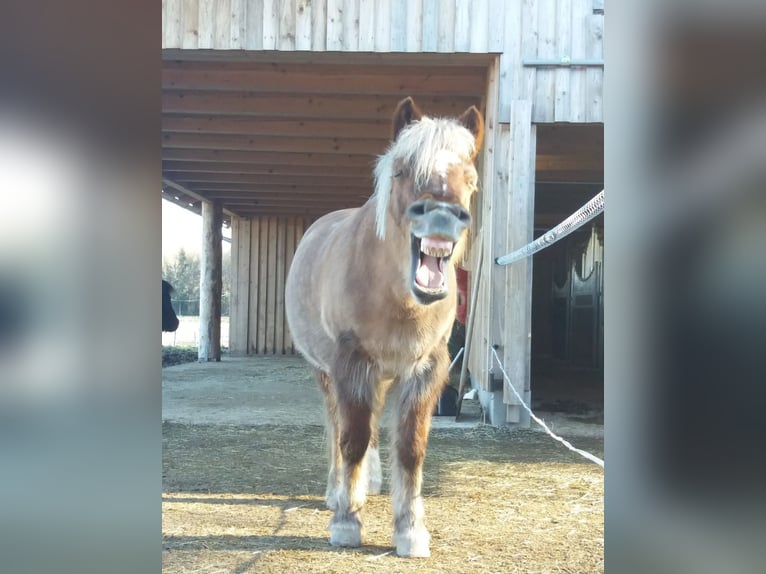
[162,132,386,155]
[162,116,390,139]
[163,62,488,96]
[169,173,371,187]
[162,91,482,119]
[199,200,223,362]
[162,161,372,177]
[162,149,377,167]
[162,178,237,218]
[162,49,496,68]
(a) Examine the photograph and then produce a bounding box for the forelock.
[372,117,476,239]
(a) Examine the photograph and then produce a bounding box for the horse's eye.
[394,170,403,178]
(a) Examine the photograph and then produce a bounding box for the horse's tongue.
[416,255,444,289]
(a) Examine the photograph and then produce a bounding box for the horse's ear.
[458,105,484,157]
[392,97,423,140]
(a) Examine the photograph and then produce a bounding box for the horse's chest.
[364,313,448,375]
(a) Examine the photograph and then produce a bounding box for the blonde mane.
[372,116,477,240]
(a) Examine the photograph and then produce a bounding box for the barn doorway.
[530,124,604,419]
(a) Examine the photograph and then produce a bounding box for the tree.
[162,248,231,316]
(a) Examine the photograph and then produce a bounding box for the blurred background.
[0,1,764,573]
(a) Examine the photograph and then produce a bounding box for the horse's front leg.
[391,345,449,558]
[328,331,379,547]
[330,396,371,547]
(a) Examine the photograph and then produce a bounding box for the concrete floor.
[162,355,602,438]
[162,355,484,430]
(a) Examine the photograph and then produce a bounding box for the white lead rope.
[491,347,605,468]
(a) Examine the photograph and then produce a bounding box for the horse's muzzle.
[406,199,471,241]
[407,200,471,305]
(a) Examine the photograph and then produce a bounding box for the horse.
[285,97,483,557]
[162,280,180,332]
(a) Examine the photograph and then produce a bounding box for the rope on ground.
[495,189,604,266]
[491,347,604,468]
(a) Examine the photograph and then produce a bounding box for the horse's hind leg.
[391,345,450,558]
[366,382,389,495]
[315,370,341,511]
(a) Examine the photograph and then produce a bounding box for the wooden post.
[199,199,223,362]
[503,101,536,427]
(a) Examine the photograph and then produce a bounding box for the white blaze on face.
[433,149,461,182]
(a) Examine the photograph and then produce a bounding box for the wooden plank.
[521,0,538,104]
[163,160,371,176]
[311,0,327,50]
[437,0,455,52]
[534,0,555,122]
[162,91,482,118]
[162,47,495,67]
[229,0,246,49]
[569,0,588,122]
[163,160,372,176]
[586,12,604,122]
[182,0,199,48]
[359,0,375,50]
[257,217,270,353]
[162,148,378,166]
[162,132,386,155]
[262,0,278,49]
[326,0,343,50]
[266,217,279,353]
[162,63,489,95]
[454,0,471,52]
[488,125,509,394]
[487,0,504,52]
[375,0,391,51]
[405,0,422,52]
[499,0,520,123]
[164,0,183,49]
[553,0,572,121]
[214,0,231,49]
[502,101,535,426]
[230,216,251,354]
[390,0,407,51]
[162,116,391,139]
[421,0,437,51]
[275,218,286,353]
[279,0,297,49]
[244,0,264,49]
[469,0,489,53]
[342,0,360,51]
[283,218,296,354]
[295,0,313,49]
[198,0,215,48]
[248,218,260,354]
[172,173,371,186]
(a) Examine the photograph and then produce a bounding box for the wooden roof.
[162,51,603,225]
[162,52,492,221]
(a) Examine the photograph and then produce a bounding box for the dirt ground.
[163,356,604,573]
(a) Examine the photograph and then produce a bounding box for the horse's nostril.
[407,202,427,218]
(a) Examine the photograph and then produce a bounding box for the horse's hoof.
[330,516,363,548]
[393,528,431,558]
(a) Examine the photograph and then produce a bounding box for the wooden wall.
[230,215,309,355]
[162,0,604,123]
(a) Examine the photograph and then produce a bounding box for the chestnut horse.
[285,97,483,557]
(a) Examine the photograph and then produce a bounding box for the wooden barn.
[162,0,604,426]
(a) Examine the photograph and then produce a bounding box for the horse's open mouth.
[410,235,454,303]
